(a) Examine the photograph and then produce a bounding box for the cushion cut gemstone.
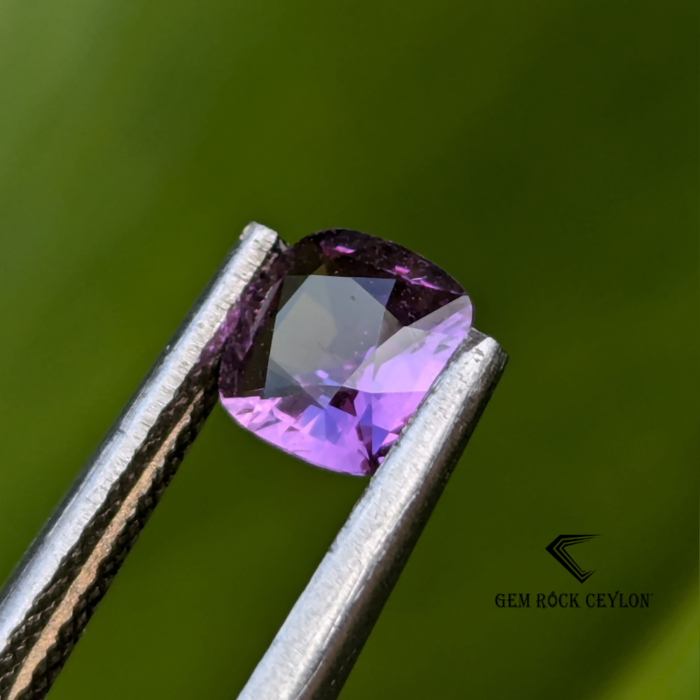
[218,229,473,476]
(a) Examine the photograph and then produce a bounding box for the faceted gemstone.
[218,229,472,476]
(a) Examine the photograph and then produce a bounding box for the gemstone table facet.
[218,229,473,476]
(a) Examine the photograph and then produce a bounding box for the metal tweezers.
[0,223,507,700]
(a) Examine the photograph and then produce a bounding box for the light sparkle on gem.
[218,229,472,476]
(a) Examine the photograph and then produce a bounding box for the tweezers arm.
[237,329,507,700]
[0,223,281,700]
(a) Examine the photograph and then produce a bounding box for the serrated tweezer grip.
[0,223,282,700]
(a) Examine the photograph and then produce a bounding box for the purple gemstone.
[218,230,473,476]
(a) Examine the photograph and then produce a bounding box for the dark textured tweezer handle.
[0,371,214,700]
[0,223,282,700]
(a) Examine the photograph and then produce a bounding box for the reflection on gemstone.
[218,229,472,476]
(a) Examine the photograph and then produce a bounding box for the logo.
[494,534,653,609]
[546,535,598,583]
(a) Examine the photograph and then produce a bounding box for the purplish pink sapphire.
[218,230,472,476]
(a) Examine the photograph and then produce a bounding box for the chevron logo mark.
[546,535,598,583]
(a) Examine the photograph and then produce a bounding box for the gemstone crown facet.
[218,229,473,476]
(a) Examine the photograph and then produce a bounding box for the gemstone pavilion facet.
[218,230,472,476]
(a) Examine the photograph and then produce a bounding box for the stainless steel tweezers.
[0,223,507,700]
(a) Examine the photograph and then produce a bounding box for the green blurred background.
[0,0,697,698]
